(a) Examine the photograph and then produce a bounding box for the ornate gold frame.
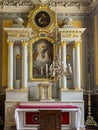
[29,36,55,81]
[27,4,56,33]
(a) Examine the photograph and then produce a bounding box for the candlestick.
[85,73,98,127]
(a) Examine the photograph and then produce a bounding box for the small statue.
[63,17,73,27]
[12,16,24,28]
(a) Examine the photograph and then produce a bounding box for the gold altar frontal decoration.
[38,82,52,100]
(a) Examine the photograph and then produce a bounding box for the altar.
[15,102,81,130]
[4,3,86,130]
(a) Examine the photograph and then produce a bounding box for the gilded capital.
[60,41,67,47]
[7,39,14,46]
[21,40,28,46]
[74,41,81,47]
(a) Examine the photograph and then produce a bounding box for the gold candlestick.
[85,90,97,127]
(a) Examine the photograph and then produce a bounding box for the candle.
[41,66,43,76]
[46,64,48,77]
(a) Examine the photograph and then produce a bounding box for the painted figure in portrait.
[35,11,50,28]
[33,39,53,78]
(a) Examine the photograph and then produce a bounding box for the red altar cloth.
[17,104,78,109]
[25,111,69,125]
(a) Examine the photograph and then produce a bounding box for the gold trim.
[4,28,31,39]
[21,40,28,46]
[27,4,56,33]
[74,41,81,47]
[21,87,27,90]
[16,54,21,59]
[60,41,67,47]
[66,55,71,61]
[6,89,28,92]
[74,87,82,90]
[60,88,69,91]
[60,88,83,92]
[7,39,14,46]
[29,36,55,81]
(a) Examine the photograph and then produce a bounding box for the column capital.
[7,39,14,46]
[60,41,67,47]
[21,40,28,46]
[74,40,81,47]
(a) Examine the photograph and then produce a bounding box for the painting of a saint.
[33,39,53,78]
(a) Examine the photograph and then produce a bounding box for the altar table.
[15,102,81,130]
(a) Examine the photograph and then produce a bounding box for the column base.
[60,87,69,91]
[74,87,83,90]
[6,87,13,90]
[21,88,28,91]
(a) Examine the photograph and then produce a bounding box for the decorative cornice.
[4,28,32,40]
[0,0,97,13]
[59,27,86,42]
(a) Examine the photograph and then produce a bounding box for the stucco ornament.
[63,17,73,26]
[39,0,51,4]
[14,16,24,24]
[12,16,24,28]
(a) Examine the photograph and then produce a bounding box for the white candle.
[46,64,48,77]
[41,66,43,76]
